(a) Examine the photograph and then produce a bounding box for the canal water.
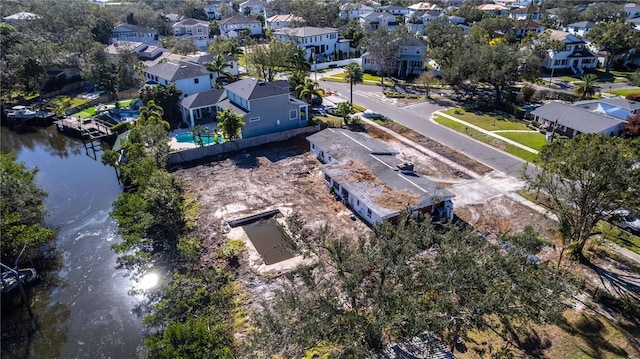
[1,125,145,358]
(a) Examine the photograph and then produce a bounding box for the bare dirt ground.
[173,127,640,356]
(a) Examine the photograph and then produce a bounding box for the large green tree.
[0,153,54,265]
[343,63,364,106]
[363,28,403,83]
[589,22,640,73]
[523,134,640,258]
[246,39,293,81]
[251,214,571,357]
[295,78,322,104]
[139,84,183,124]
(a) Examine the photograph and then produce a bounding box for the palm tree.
[295,78,323,104]
[217,108,245,140]
[137,100,169,130]
[574,73,598,99]
[291,47,311,72]
[205,54,234,88]
[343,63,364,106]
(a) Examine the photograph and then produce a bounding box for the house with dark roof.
[172,18,210,50]
[111,23,158,45]
[274,27,350,62]
[218,15,263,38]
[186,53,239,78]
[515,20,545,38]
[565,21,595,37]
[362,37,427,78]
[307,128,455,225]
[539,30,598,75]
[180,78,309,136]
[529,101,627,138]
[143,61,214,98]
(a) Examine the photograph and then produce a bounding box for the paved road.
[319,80,530,177]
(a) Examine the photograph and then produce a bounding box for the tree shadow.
[587,261,640,304]
[510,328,552,359]
[558,313,629,358]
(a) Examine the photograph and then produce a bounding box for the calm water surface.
[1,125,145,358]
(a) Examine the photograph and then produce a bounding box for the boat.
[6,105,37,120]
[1,268,37,294]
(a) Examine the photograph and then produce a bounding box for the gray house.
[307,128,455,225]
[111,23,158,45]
[529,101,626,138]
[180,78,310,138]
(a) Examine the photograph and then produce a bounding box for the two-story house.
[274,27,350,62]
[239,0,264,16]
[362,37,427,78]
[339,3,375,20]
[540,30,598,75]
[515,20,545,38]
[172,18,211,50]
[111,23,159,45]
[405,10,442,35]
[266,14,305,30]
[218,15,263,38]
[360,11,400,31]
[179,78,309,136]
[565,21,595,37]
[508,7,543,21]
[143,61,214,98]
[204,0,233,20]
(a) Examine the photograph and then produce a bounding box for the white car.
[601,209,640,232]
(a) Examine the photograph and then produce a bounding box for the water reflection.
[1,125,145,358]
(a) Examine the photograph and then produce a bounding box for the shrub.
[625,93,640,101]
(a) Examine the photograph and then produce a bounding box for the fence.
[168,125,321,166]
[312,58,362,71]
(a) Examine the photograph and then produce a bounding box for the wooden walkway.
[54,117,113,140]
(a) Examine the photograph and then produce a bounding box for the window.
[311,144,315,149]
[560,59,568,65]
[367,208,372,218]
[194,78,199,84]
[324,173,331,182]
[249,116,260,122]
[289,109,297,120]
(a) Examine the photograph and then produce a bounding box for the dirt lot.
[173,127,640,356]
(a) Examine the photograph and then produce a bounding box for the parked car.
[600,209,640,233]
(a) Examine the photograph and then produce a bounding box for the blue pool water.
[175,133,223,145]
[116,111,139,119]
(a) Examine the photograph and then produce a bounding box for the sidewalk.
[433,111,539,154]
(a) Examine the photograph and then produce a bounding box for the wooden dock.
[54,117,114,141]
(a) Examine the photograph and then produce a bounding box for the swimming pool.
[175,133,223,145]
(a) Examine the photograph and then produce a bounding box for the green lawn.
[596,221,640,255]
[322,72,394,86]
[71,98,138,119]
[314,115,343,128]
[498,131,548,151]
[442,108,530,131]
[607,87,640,97]
[434,115,539,162]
